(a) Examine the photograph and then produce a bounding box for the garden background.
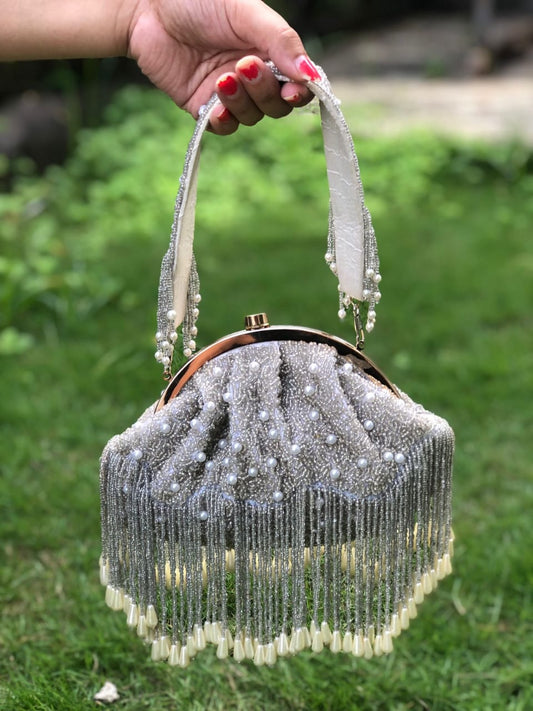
[1,4,533,710]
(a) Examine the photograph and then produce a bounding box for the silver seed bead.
[273,490,284,502]
[326,434,337,445]
[363,420,375,432]
[330,467,340,481]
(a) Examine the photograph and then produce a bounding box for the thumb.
[231,0,320,82]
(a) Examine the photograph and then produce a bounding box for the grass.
[1,90,532,710]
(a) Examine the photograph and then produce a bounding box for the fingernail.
[239,59,261,82]
[215,106,233,122]
[284,92,301,104]
[296,56,320,81]
[217,74,239,96]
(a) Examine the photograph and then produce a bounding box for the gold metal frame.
[155,324,398,412]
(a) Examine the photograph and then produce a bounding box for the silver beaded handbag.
[99,68,454,668]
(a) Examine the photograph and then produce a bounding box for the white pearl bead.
[363,420,375,432]
[167,309,177,320]
[218,439,227,449]
[232,442,243,453]
[199,511,208,521]
[192,308,200,318]
[383,451,394,462]
[132,449,143,460]
[205,401,216,412]
[366,322,374,332]
[162,356,170,366]
[268,428,279,439]
[304,385,316,397]
[326,434,337,445]
[374,291,382,303]
[213,366,223,377]
[258,410,270,422]
[122,484,129,494]
[395,452,406,464]
[362,289,370,299]
[266,457,277,469]
[368,310,376,320]
[160,422,171,434]
[325,252,333,262]
[222,391,233,402]
[195,451,206,463]
[315,497,324,508]
[374,273,382,284]
[188,340,196,350]
[227,473,238,486]
[170,331,178,343]
[357,457,368,469]
[205,461,214,472]
[249,360,260,372]
[222,456,230,466]
[194,293,202,303]
[330,261,337,273]
[308,363,319,374]
[338,308,346,319]
[309,409,320,421]
[191,326,198,337]
[170,481,180,492]
[290,444,301,455]
[365,268,375,279]
[342,362,353,374]
[364,391,375,402]
[190,417,200,429]
[154,350,162,361]
[330,468,340,481]
[248,466,258,477]
[155,331,163,340]
[273,490,283,502]
[161,340,169,349]
[183,348,192,357]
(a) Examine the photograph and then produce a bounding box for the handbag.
[99,67,454,668]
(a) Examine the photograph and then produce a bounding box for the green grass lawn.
[1,89,532,710]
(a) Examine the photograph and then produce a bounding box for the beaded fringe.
[100,433,453,667]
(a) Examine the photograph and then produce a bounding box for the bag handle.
[155,65,381,378]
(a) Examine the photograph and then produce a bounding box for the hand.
[127,0,317,134]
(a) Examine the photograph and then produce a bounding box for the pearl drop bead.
[258,410,270,422]
[199,511,208,521]
[266,457,277,469]
[232,442,243,453]
[290,444,301,455]
[227,473,238,486]
[195,451,206,463]
[190,418,200,429]
[395,452,406,464]
[273,491,284,502]
[366,322,375,333]
[325,252,333,262]
[362,289,371,299]
[249,360,260,372]
[167,309,176,320]
[192,308,200,318]
[191,326,198,337]
[162,356,171,366]
[338,308,346,319]
[383,451,394,462]
[161,340,169,349]
[308,363,319,374]
[326,434,337,445]
[330,468,340,481]
[160,422,171,434]
[363,420,375,432]
[374,291,382,302]
[248,466,258,477]
[188,340,196,350]
[132,449,143,460]
[368,310,376,320]
[183,348,192,357]
[357,457,368,469]
[154,350,162,360]
[170,481,180,492]
[309,410,320,421]
[374,273,382,284]
[155,331,163,340]
[365,268,375,278]
[304,385,316,397]
[170,331,178,343]
[194,293,202,303]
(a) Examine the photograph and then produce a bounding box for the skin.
[1,0,316,134]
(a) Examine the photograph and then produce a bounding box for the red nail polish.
[217,74,239,96]
[240,60,260,82]
[216,107,232,122]
[297,56,320,81]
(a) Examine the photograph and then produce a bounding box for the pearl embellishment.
[199,511,208,521]
[326,434,337,445]
[273,491,283,502]
[363,420,375,432]
[308,363,319,374]
[330,468,340,481]
[132,449,143,460]
[304,385,316,397]
[309,410,320,421]
[395,452,406,464]
[258,410,270,422]
[227,473,238,486]
[357,457,368,469]
[290,444,301,455]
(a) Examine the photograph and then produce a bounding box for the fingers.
[209,55,313,135]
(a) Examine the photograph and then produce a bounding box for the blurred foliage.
[1,85,532,356]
